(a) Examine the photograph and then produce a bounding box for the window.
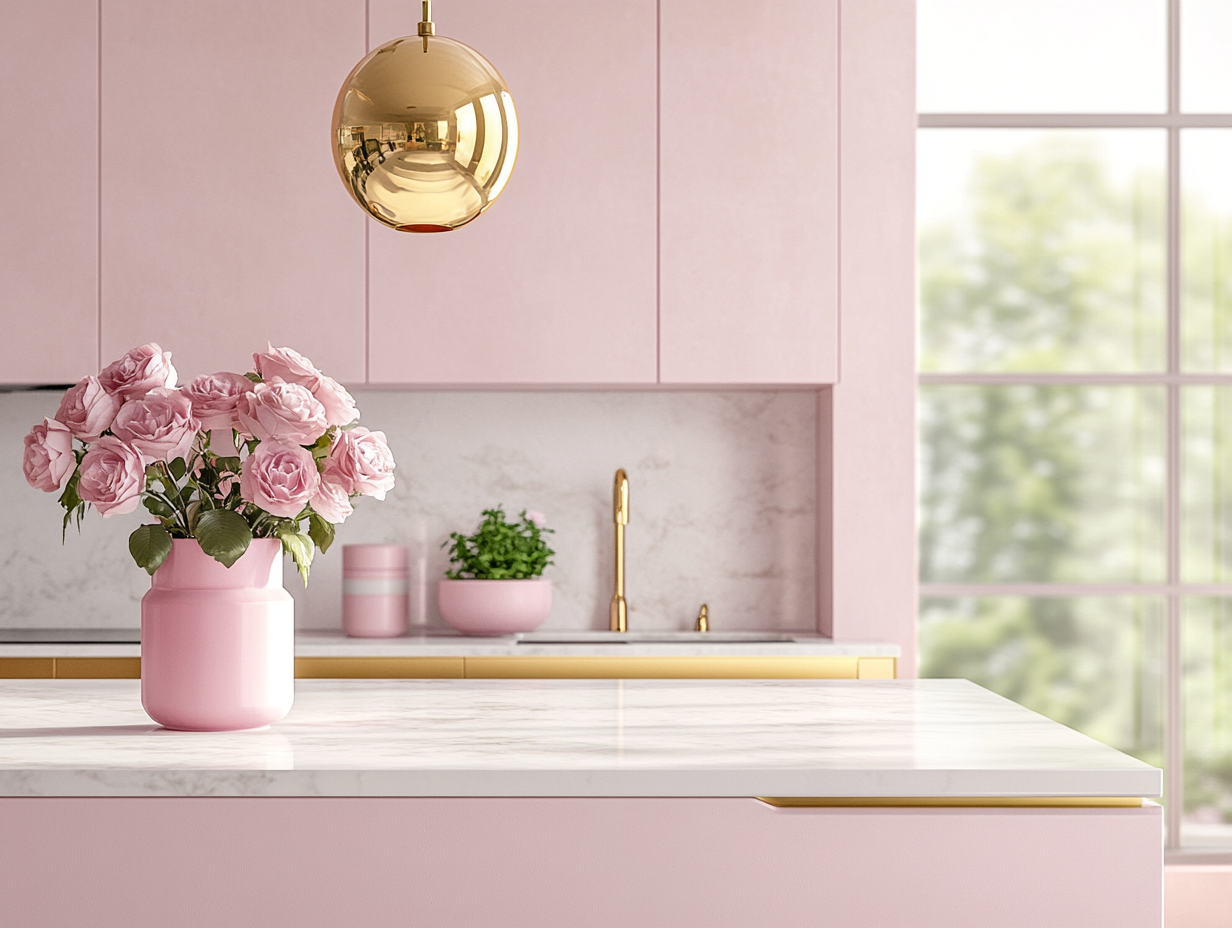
[918,0,1232,857]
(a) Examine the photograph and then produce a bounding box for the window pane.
[1181,131,1232,372]
[1183,387,1232,582]
[919,130,1166,373]
[918,0,1166,113]
[921,385,1166,583]
[920,596,1165,768]
[1181,1,1232,113]
[1184,598,1232,848]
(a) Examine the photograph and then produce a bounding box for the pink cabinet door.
[0,0,99,384]
[366,0,657,385]
[100,0,366,383]
[659,0,840,385]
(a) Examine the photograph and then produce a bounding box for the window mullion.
[1165,0,1183,853]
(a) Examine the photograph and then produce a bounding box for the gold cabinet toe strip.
[756,796,1144,808]
[54,658,141,679]
[294,657,464,679]
[2,654,899,681]
[0,657,56,678]
[462,656,860,679]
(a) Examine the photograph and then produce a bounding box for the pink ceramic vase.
[141,538,294,732]
[437,578,552,635]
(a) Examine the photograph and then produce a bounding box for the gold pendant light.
[331,1,519,233]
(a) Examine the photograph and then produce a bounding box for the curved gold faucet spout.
[609,469,629,632]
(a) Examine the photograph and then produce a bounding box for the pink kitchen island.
[0,679,1161,928]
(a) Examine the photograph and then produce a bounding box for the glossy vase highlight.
[141,539,294,732]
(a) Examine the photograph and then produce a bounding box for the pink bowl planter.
[437,578,552,636]
[141,538,294,732]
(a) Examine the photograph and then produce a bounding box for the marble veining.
[0,679,1160,798]
[0,390,818,633]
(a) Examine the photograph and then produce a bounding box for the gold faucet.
[609,469,629,632]
[696,604,709,633]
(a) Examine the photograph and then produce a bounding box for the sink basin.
[514,631,799,645]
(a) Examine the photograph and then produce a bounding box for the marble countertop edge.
[0,768,1162,799]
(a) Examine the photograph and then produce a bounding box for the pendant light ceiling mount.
[417,1,435,51]
[331,0,519,233]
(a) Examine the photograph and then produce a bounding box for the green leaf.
[185,500,201,533]
[244,371,262,384]
[58,470,81,513]
[168,457,187,481]
[129,524,174,576]
[143,496,175,519]
[279,531,314,585]
[195,509,253,568]
[307,513,335,554]
[58,471,85,542]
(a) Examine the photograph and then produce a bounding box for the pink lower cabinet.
[0,798,1160,928]
[658,0,840,385]
[365,0,657,386]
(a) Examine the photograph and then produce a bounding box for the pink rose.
[54,376,121,442]
[111,389,199,465]
[239,442,320,519]
[22,418,76,492]
[253,344,319,388]
[525,510,547,529]
[252,344,359,428]
[77,436,145,517]
[322,427,396,500]
[310,476,353,524]
[312,374,360,427]
[235,381,327,445]
[182,372,255,432]
[99,343,177,399]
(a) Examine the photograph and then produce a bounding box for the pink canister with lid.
[342,545,409,637]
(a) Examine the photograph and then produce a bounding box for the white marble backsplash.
[0,390,817,633]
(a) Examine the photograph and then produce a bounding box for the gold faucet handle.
[695,604,709,633]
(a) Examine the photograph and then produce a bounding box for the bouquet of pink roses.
[21,343,395,582]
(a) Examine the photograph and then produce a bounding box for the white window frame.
[918,0,1232,860]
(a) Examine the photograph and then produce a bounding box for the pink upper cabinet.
[0,0,99,384]
[365,0,658,385]
[100,0,366,383]
[659,0,840,385]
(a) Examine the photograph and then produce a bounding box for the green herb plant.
[443,507,555,580]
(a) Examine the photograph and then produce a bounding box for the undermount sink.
[514,631,800,645]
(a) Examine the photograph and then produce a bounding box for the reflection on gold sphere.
[332,34,518,233]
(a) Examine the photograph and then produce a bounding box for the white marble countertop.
[0,629,900,659]
[0,678,1159,798]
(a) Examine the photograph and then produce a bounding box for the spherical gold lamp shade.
[332,23,518,233]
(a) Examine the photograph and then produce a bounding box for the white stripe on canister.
[343,578,409,596]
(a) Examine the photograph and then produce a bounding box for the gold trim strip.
[54,657,141,679]
[463,656,860,680]
[757,796,1144,808]
[1,654,899,681]
[856,657,897,679]
[0,657,55,679]
[295,657,465,679]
